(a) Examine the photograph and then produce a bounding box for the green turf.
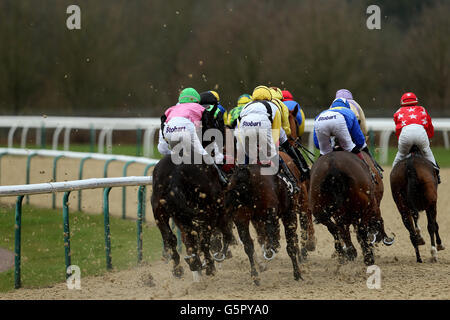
[0,204,163,293]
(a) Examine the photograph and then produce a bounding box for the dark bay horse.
[151,107,233,281]
[223,108,311,285]
[309,151,394,265]
[287,105,316,255]
[390,145,444,262]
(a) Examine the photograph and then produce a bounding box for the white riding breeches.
[392,124,437,168]
[279,128,287,144]
[314,111,355,155]
[162,117,208,156]
[236,114,277,163]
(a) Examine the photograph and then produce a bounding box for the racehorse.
[151,107,233,281]
[309,151,394,265]
[390,145,444,262]
[287,105,316,255]
[223,107,310,285]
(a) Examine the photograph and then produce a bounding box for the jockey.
[281,89,310,179]
[335,89,383,177]
[392,92,440,184]
[314,98,367,161]
[335,89,368,136]
[282,90,306,138]
[157,87,227,184]
[227,94,252,128]
[200,90,227,124]
[237,85,300,192]
[270,87,309,180]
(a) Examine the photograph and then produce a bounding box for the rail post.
[137,186,144,264]
[52,155,65,209]
[63,191,72,277]
[77,156,91,212]
[103,187,113,270]
[122,160,136,219]
[0,152,8,184]
[89,125,95,153]
[25,153,38,205]
[136,128,142,156]
[41,123,46,149]
[103,158,116,178]
[14,195,24,289]
[142,163,155,222]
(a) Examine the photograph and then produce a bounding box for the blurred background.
[0,0,449,118]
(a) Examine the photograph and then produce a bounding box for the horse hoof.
[417,237,426,246]
[300,247,308,262]
[437,244,445,251]
[173,265,184,278]
[253,278,261,286]
[305,239,316,252]
[213,252,226,262]
[364,256,375,266]
[417,258,423,263]
[206,267,216,276]
[430,257,438,263]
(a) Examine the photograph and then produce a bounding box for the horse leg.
[250,218,269,272]
[435,221,445,251]
[321,218,345,261]
[356,224,375,266]
[341,225,357,261]
[200,227,216,276]
[412,211,426,246]
[400,211,423,263]
[299,204,316,259]
[180,222,203,281]
[281,211,302,281]
[235,220,260,286]
[265,207,281,254]
[155,214,183,277]
[426,204,439,262]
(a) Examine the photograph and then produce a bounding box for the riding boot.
[435,162,441,184]
[280,141,309,181]
[278,157,300,194]
[362,146,384,178]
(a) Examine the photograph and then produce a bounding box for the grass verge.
[0,204,163,292]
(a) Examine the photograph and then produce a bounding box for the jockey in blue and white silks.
[313,98,367,157]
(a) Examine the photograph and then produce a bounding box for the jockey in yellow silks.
[236,85,300,192]
[270,86,310,180]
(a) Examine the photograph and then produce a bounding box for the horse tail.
[406,155,419,211]
[166,170,197,219]
[225,166,253,210]
[320,167,349,210]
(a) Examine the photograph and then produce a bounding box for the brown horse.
[223,107,311,285]
[390,145,444,262]
[309,151,394,265]
[287,105,316,256]
[151,108,234,281]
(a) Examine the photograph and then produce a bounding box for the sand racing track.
[0,155,449,300]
